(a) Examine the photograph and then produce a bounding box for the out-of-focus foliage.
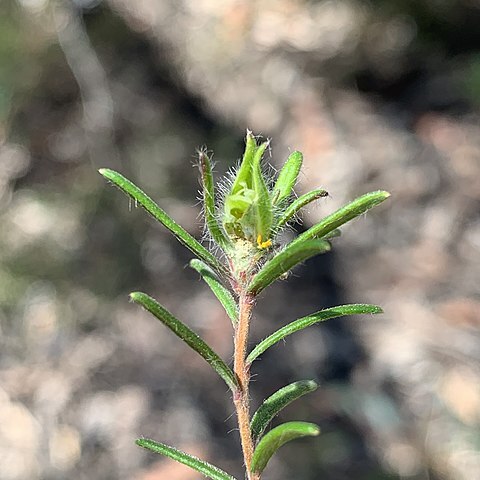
[0,2,31,120]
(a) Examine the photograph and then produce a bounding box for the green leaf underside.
[272,151,303,205]
[277,188,328,229]
[248,239,331,295]
[250,422,320,474]
[136,438,237,480]
[98,168,224,275]
[189,259,238,325]
[251,380,318,440]
[322,228,341,240]
[130,292,237,391]
[289,190,390,247]
[199,151,229,249]
[247,304,383,364]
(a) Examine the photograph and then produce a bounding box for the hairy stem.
[234,291,256,479]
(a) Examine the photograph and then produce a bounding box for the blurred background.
[1,0,479,479]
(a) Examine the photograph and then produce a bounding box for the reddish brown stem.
[233,291,256,479]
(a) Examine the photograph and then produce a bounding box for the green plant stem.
[233,290,256,479]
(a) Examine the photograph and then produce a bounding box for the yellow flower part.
[257,234,272,249]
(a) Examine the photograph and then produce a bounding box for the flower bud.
[223,132,273,249]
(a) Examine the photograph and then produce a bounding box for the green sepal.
[276,188,328,229]
[130,292,238,391]
[136,438,237,480]
[189,259,238,326]
[98,168,225,275]
[250,422,320,475]
[230,131,257,197]
[251,141,273,243]
[251,380,318,440]
[272,151,303,205]
[248,239,331,295]
[289,190,390,247]
[198,150,230,250]
[247,304,383,364]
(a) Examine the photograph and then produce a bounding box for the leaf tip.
[306,379,319,390]
[289,150,303,161]
[371,190,391,204]
[381,190,391,199]
[98,168,118,183]
[129,291,143,303]
[197,149,210,172]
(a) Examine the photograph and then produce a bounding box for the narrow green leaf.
[289,190,390,247]
[250,422,320,474]
[189,259,238,326]
[248,239,331,295]
[198,150,230,249]
[130,292,237,391]
[272,151,303,205]
[276,188,328,229]
[247,304,383,364]
[251,380,318,440]
[252,142,272,242]
[99,168,225,275]
[136,438,237,480]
